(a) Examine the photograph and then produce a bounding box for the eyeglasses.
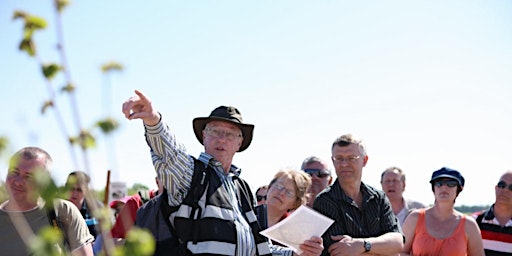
[331,155,361,164]
[256,195,266,201]
[204,127,242,141]
[272,182,296,198]
[433,179,459,188]
[497,181,512,192]
[304,169,331,178]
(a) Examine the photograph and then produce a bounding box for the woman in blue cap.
[400,167,484,256]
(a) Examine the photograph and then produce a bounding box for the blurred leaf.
[19,38,36,56]
[79,130,96,149]
[41,100,54,114]
[42,63,62,80]
[61,83,75,93]
[96,118,119,134]
[55,0,71,13]
[24,15,47,30]
[29,226,64,256]
[124,228,155,256]
[101,61,124,73]
[12,10,27,20]
[0,136,8,156]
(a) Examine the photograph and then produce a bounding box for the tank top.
[411,209,468,256]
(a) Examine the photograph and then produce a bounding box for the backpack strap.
[163,158,209,246]
[45,201,70,249]
[190,158,208,244]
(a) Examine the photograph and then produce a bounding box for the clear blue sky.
[1,1,511,206]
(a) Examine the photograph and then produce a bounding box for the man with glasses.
[301,156,332,207]
[380,166,425,227]
[472,170,512,255]
[122,90,323,256]
[312,134,404,256]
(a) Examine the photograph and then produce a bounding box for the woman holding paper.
[259,169,323,256]
[266,169,312,228]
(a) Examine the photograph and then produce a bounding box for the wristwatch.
[363,240,372,253]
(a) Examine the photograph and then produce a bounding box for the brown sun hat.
[193,106,254,152]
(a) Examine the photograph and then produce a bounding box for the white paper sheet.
[259,205,334,254]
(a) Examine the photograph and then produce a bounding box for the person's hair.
[255,185,268,195]
[9,147,53,172]
[300,156,328,170]
[65,171,91,189]
[380,166,405,183]
[331,134,367,156]
[268,169,311,210]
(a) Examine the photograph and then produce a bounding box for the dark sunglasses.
[433,179,459,188]
[256,195,266,201]
[497,181,512,191]
[304,169,331,178]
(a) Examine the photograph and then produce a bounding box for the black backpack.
[135,159,208,256]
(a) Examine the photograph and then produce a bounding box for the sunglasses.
[433,179,459,188]
[304,169,331,178]
[497,181,512,192]
[256,195,266,201]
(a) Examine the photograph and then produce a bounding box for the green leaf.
[124,228,155,256]
[0,136,8,156]
[12,10,27,20]
[96,118,119,134]
[61,83,75,93]
[41,100,54,114]
[41,63,62,80]
[55,0,71,13]
[24,15,47,30]
[29,226,64,256]
[79,130,96,149]
[101,61,124,73]
[19,38,36,56]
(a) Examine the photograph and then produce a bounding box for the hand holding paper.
[260,205,334,254]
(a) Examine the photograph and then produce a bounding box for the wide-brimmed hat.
[429,167,465,187]
[193,106,254,152]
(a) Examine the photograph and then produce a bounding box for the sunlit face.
[68,185,85,208]
[6,156,45,206]
[303,161,332,197]
[266,177,298,212]
[433,178,459,203]
[331,144,368,184]
[381,170,405,201]
[202,121,242,161]
[495,173,512,206]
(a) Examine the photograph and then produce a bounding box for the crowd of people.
[0,90,510,255]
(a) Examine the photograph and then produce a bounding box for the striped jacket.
[170,159,272,256]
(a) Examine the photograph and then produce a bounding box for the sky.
[1,1,511,207]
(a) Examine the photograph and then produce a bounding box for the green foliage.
[55,0,70,13]
[60,83,75,93]
[69,130,96,150]
[13,11,47,56]
[0,136,8,156]
[97,118,120,134]
[41,100,54,114]
[29,226,65,256]
[42,63,62,80]
[123,228,156,256]
[101,61,124,73]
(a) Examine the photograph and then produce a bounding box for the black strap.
[45,202,70,249]
[160,158,208,245]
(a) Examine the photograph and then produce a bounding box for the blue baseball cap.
[430,167,465,187]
